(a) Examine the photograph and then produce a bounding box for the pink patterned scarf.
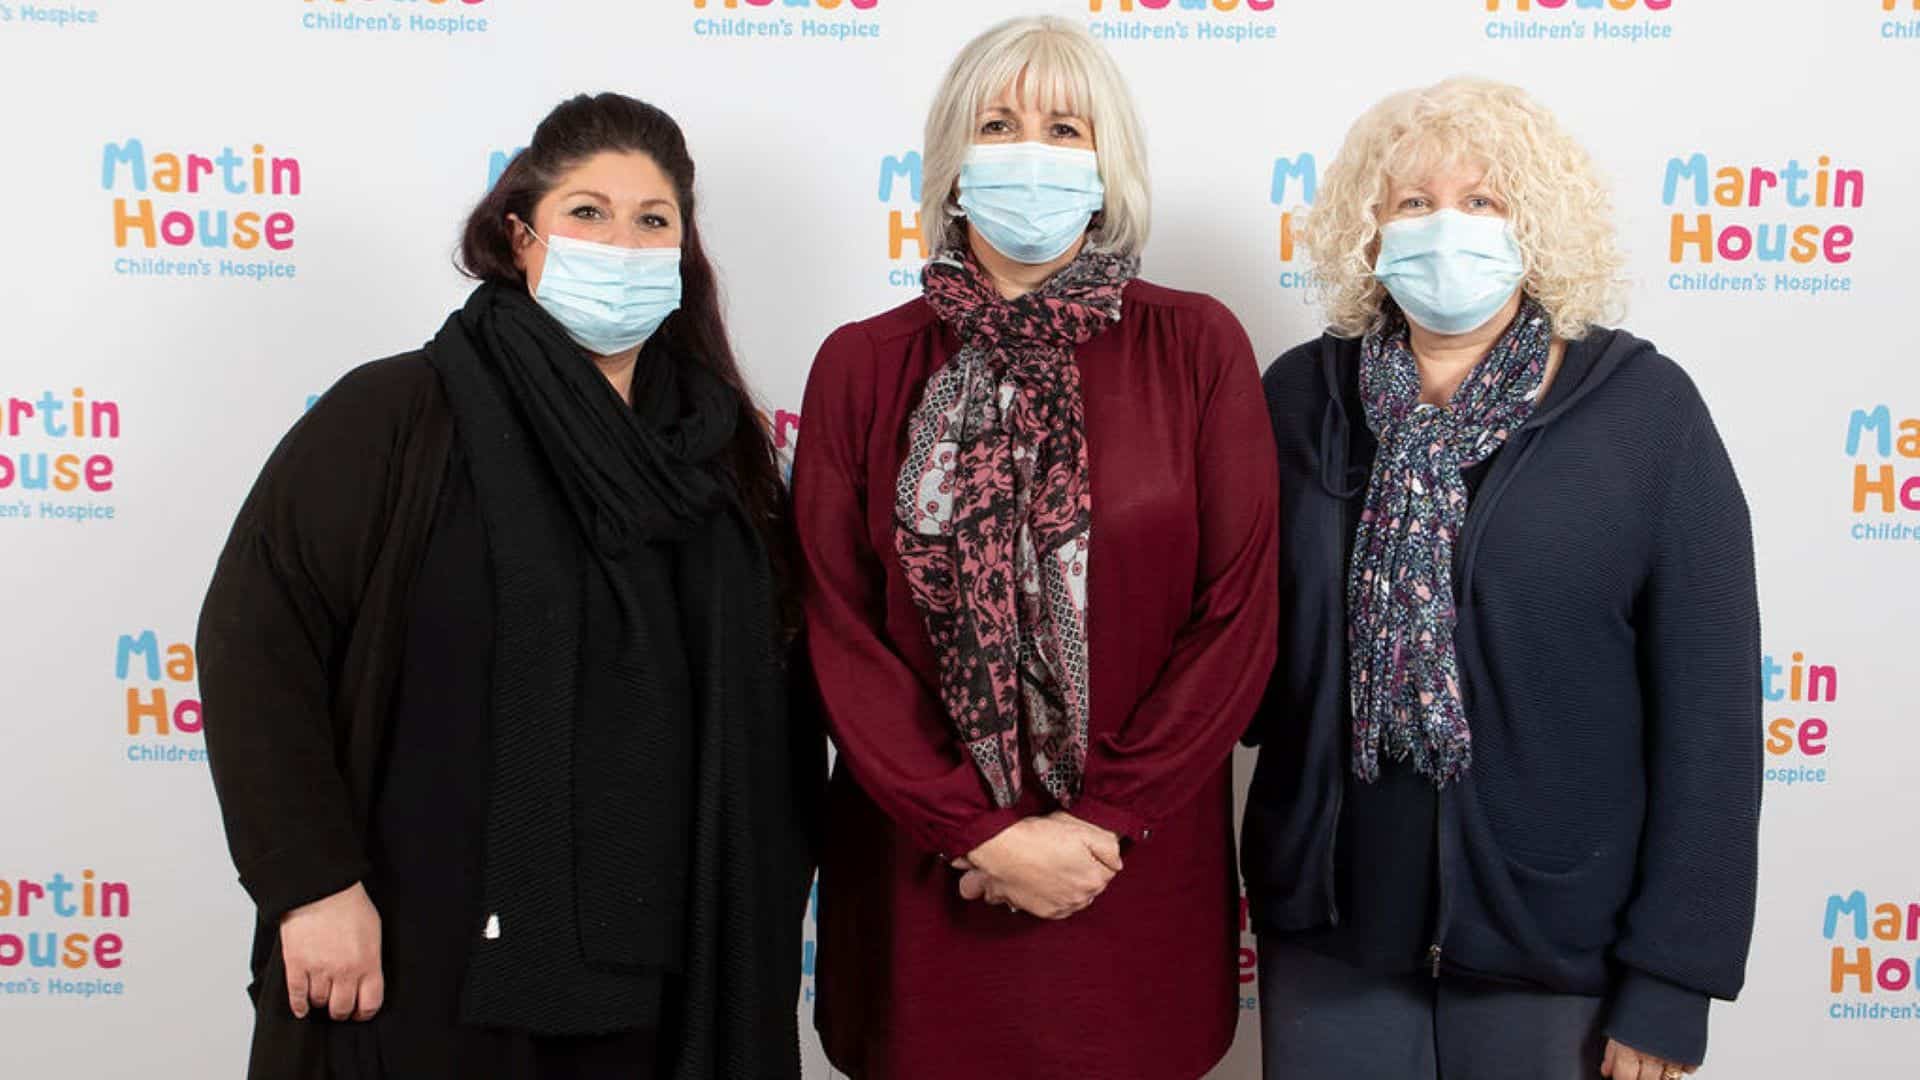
[894,250,1137,808]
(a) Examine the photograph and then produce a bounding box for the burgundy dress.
[793,280,1280,1079]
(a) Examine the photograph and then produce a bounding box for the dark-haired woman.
[197,92,820,1080]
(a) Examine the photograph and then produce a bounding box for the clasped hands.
[951,812,1124,920]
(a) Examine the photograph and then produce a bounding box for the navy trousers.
[1258,938,1608,1079]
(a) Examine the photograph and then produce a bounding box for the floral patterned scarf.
[1348,297,1552,785]
[894,250,1137,808]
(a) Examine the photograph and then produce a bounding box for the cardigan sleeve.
[1603,395,1761,1068]
[1071,301,1281,843]
[196,361,416,920]
[793,323,1024,859]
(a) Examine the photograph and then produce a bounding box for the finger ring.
[1005,902,1018,913]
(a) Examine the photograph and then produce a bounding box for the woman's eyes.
[978,118,1086,139]
[568,205,672,229]
[1396,196,1496,212]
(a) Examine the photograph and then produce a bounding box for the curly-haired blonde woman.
[1241,78,1759,1080]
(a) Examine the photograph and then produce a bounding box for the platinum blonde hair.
[1302,77,1628,340]
[920,16,1150,260]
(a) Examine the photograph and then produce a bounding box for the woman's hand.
[279,881,384,1021]
[1044,810,1124,866]
[956,815,1123,919]
[1601,1038,1696,1079]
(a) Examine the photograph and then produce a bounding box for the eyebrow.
[559,188,677,212]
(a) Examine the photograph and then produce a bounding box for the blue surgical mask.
[1373,210,1525,335]
[522,224,682,355]
[956,142,1105,265]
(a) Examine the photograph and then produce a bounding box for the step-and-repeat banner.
[2,1,1916,1076]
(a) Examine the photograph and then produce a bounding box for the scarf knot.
[895,251,1137,808]
[1347,297,1552,786]
[454,287,735,556]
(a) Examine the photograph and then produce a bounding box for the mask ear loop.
[933,194,965,261]
[508,213,549,249]
[511,213,577,285]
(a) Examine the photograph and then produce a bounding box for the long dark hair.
[459,93,793,620]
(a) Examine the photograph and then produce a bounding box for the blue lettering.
[487,147,526,190]
[101,139,146,192]
[47,874,76,918]
[216,146,247,195]
[1270,153,1317,206]
[1761,654,1785,702]
[878,152,922,203]
[1824,890,1869,941]
[1846,405,1892,457]
[115,630,161,682]
[1661,153,1711,207]
[34,391,66,438]
[1782,159,1812,209]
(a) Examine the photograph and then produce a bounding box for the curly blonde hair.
[1300,77,1627,340]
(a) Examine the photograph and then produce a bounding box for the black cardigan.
[1242,327,1762,1067]
[196,352,822,1079]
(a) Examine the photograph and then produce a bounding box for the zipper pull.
[1428,943,1443,979]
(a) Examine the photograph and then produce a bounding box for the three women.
[199,22,1760,1080]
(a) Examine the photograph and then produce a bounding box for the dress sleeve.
[196,365,409,919]
[1604,394,1761,1068]
[1072,302,1281,843]
[792,323,1024,858]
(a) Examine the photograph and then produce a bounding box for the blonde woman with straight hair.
[793,15,1278,1078]
[1241,78,1759,1080]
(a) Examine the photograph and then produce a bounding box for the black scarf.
[427,283,806,1076]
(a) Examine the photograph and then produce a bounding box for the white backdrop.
[2,0,1917,1076]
